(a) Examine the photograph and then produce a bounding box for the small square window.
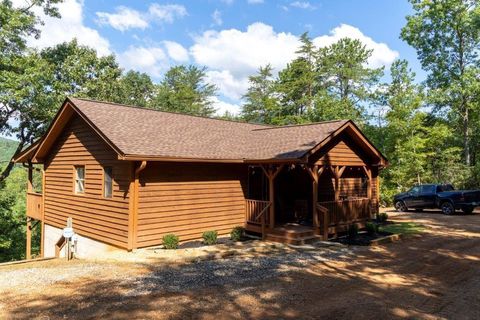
[104,167,113,198]
[74,166,85,194]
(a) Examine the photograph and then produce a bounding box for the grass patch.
[379,222,425,235]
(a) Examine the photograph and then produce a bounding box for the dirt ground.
[1,210,480,320]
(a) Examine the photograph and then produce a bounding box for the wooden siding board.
[136,162,247,247]
[44,115,130,249]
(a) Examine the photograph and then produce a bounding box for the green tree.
[1,40,125,182]
[117,70,155,107]
[401,0,480,166]
[275,33,317,123]
[150,65,217,116]
[312,38,383,124]
[0,0,62,181]
[241,64,279,124]
[41,40,123,103]
[381,60,428,193]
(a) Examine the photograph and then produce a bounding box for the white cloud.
[96,6,148,32]
[211,9,223,26]
[191,22,298,78]
[148,3,187,23]
[25,0,111,56]
[117,46,168,77]
[163,41,189,62]
[190,22,398,105]
[210,97,241,115]
[190,23,298,99]
[247,0,264,4]
[313,24,399,68]
[206,70,249,100]
[290,1,316,10]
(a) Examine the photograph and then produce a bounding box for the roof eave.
[120,154,303,164]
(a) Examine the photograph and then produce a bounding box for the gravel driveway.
[2,211,480,319]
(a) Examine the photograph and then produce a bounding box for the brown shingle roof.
[69,98,349,161]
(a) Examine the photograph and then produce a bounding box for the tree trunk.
[463,105,470,166]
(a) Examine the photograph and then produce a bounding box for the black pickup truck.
[393,184,480,215]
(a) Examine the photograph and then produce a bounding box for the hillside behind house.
[0,137,18,164]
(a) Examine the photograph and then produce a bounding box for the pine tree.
[241,64,279,124]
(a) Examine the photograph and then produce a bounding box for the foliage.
[376,212,388,223]
[230,226,244,242]
[0,137,17,162]
[365,222,379,235]
[401,0,480,166]
[380,222,425,235]
[241,64,279,124]
[162,234,179,249]
[347,224,359,239]
[150,65,217,116]
[242,34,383,125]
[202,230,218,245]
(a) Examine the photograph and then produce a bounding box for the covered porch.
[244,163,378,244]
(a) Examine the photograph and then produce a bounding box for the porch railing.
[27,192,43,221]
[245,199,271,239]
[318,198,372,228]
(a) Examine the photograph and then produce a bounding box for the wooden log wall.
[44,115,131,249]
[136,162,248,248]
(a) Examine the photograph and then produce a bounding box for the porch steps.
[265,224,321,245]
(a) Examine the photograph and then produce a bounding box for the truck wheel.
[462,207,474,215]
[394,201,407,212]
[441,202,455,215]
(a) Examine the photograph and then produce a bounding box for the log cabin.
[14,97,388,258]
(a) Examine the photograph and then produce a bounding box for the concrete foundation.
[44,224,125,259]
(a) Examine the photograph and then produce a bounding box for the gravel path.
[0,245,354,296]
[124,246,354,296]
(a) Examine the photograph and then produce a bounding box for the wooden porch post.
[311,165,319,230]
[261,164,284,229]
[362,166,372,200]
[26,217,32,260]
[128,161,147,251]
[362,166,373,215]
[40,167,45,257]
[268,172,275,228]
[26,162,33,260]
[333,166,346,201]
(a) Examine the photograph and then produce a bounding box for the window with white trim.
[74,165,85,194]
[103,166,113,198]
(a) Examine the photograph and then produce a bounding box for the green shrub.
[376,212,388,223]
[347,224,359,239]
[202,230,218,245]
[365,222,379,235]
[162,234,179,249]
[230,226,244,241]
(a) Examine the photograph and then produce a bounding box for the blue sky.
[26,0,423,114]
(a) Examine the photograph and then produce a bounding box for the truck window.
[420,185,435,193]
[410,186,421,194]
[437,185,454,192]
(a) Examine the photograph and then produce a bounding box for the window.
[420,185,436,194]
[410,186,421,194]
[74,166,85,194]
[103,167,113,198]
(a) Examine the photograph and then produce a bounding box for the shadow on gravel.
[5,213,480,319]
